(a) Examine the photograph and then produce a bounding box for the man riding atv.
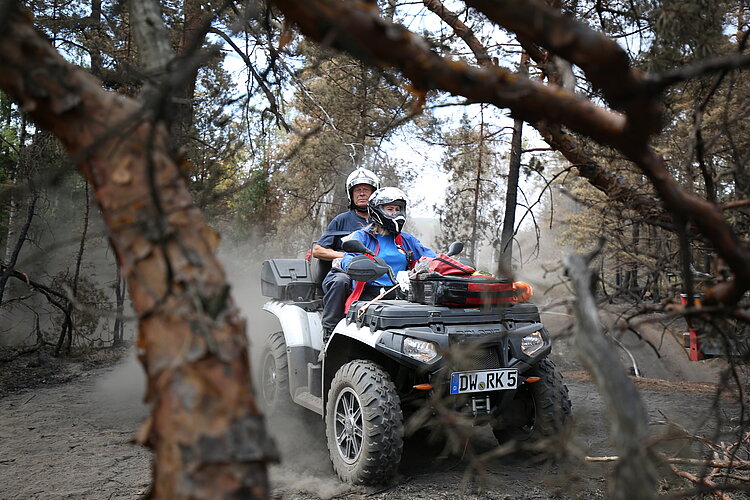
[313,167,380,340]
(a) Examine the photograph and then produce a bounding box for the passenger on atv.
[322,186,435,343]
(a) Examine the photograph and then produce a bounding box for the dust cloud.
[85,237,345,494]
[222,243,350,494]
[265,411,351,498]
[511,224,572,300]
[91,348,148,429]
[220,245,281,372]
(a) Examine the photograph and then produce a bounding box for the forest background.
[1,0,750,498]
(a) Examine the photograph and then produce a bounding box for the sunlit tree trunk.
[0,6,275,497]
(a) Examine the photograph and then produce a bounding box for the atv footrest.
[308,362,321,397]
[293,390,323,415]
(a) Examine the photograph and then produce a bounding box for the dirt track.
[0,308,740,499]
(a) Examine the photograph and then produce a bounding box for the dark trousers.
[322,270,352,331]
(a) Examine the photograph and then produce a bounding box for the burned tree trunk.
[499,53,528,276]
[0,5,274,498]
[55,182,90,356]
[0,190,37,305]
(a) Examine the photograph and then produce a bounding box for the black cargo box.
[261,259,317,301]
[409,275,514,307]
[349,300,502,331]
[348,300,540,331]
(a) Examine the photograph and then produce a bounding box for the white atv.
[258,240,571,485]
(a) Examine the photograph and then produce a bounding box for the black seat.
[310,257,332,287]
[309,231,355,290]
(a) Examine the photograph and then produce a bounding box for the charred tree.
[55,182,89,356]
[499,54,528,275]
[0,190,37,305]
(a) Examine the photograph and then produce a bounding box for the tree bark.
[629,222,640,298]
[173,0,207,148]
[469,106,484,264]
[0,5,275,498]
[3,114,26,266]
[499,117,521,274]
[114,258,125,345]
[88,0,103,77]
[422,0,493,68]
[128,0,173,85]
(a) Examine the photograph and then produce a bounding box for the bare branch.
[422,0,493,67]
[271,0,628,147]
[646,53,750,95]
[565,250,660,500]
[208,27,289,131]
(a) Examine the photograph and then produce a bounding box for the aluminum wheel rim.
[334,387,363,464]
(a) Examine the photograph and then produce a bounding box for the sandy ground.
[0,307,743,499]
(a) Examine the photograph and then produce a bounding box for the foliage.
[434,111,505,266]
[269,45,422,245]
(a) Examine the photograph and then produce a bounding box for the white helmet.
[346,168,380,209]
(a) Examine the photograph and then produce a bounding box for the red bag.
[427,254,475,276]
[409,275,515,306]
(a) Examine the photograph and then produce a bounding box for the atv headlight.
[403,337,438,363]
[521,331,545,356]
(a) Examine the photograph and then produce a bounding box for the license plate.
[450,369,518,394]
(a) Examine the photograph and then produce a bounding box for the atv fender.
[263,299,323,350]
[332,320,381,348]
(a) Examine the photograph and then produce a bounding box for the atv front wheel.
[258,331,291,413]
[326,360,403,485]
[492,358,571,447]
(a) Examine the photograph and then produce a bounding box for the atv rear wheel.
[258,331,290,413]
[492,358,571,447]
[326,360,403,485]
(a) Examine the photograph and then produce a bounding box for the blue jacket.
[341,227,435,280]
